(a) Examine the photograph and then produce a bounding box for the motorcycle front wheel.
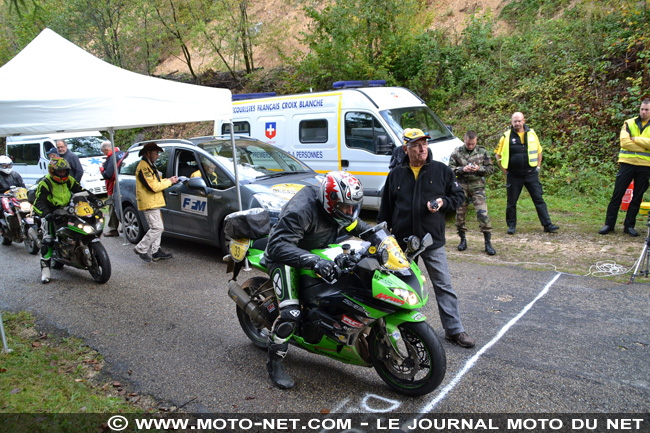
[369,321,446,397]
[235,276,272,350]
[1,235,11,246]
[88,242,111,284]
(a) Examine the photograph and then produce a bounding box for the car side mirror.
[375,134,393,155]
[187,177,208,194]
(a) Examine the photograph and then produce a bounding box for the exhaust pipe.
[227,280,272,329]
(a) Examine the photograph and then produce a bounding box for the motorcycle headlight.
[254,192,287,213]
[391,288,419,306]
[20,202,32,213]
[78,224,94,234]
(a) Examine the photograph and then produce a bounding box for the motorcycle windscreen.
[379,236,410,271]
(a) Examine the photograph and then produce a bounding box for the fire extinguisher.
[621,180,634,211]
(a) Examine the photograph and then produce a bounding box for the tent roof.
[0,28,232,137]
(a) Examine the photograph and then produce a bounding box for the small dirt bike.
[224,210,446,397]
[1,186,40,254]
[48,192,112,284]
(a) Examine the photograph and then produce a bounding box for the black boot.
[266,340,294,389]
[457,232,467,251]
[484,232,496,255]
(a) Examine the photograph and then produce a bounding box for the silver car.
[116,135,323,252]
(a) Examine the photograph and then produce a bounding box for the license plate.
[229,238,250,263]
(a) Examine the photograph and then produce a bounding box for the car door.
[165,148,237,242]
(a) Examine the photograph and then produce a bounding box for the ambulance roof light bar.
[232,92,277,101]
[332,80,386,89]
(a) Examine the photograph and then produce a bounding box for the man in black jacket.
[264,171,371,389]
[378,128,475,348]
[56,139,84,183]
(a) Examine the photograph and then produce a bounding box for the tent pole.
[108,128,124,235]
[230,122,242,211]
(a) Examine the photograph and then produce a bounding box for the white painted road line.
[417,272,562,415]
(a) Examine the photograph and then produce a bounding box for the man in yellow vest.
[495,112,559,235]
[599,99,650,236]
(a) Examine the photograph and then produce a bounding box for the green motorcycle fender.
[383,310,428,350]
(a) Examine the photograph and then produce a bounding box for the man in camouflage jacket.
[449,131,496,255]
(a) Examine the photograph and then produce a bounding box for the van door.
[341,111,395,203]
[256,116,285,150]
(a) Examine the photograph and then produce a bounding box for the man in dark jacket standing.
[56,139,84,183]
[379,128,475,348]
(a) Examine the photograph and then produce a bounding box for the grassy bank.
[443,187,648,283]
[0,311,151,414]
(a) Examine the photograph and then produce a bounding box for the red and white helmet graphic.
[319,171,363,226]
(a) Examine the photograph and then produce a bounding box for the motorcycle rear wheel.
[235,276,272,350]
[24,232,39,255]
[1,235,11,245]
[88,242,111,284]
[369,321,446,397]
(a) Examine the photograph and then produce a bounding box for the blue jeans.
[420,246,464,335]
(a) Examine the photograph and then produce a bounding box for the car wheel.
[123,205,144,244]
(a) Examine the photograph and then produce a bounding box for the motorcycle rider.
[33,156,99,283]
[264,171,371,389]
[0,155,26,192]
[0,155,27,238]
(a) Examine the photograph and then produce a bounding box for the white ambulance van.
[215,81,462,210]
[5,131,108,194]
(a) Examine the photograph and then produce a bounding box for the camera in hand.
[430,200,439,210]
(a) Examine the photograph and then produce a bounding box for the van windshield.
[380,106,454,142]
[62,136,105,157]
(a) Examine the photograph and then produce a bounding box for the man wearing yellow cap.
[379,128,475,348]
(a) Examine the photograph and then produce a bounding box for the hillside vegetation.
[1,0,649,202]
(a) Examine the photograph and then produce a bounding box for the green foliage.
[288,0,431,91]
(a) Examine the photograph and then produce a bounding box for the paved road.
[1,234,649,415]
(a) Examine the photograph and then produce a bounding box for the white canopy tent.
[0,28,232,136]
[0,28,244,219]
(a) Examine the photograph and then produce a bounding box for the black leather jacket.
[265,185,371,269]
[378,150,465,250]
[0,171,26,193]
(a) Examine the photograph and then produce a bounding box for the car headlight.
[391,288,419,306]
[254,193,287,213]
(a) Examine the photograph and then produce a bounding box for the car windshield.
[63,136,105,157]
[196,138,311,181]
[380,106,454,142]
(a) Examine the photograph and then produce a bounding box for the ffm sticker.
[181,194,208,216]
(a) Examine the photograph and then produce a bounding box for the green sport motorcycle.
[224,213,446,396]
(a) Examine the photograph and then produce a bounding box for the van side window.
[299,119,328,143]
[7,142,40,165]
[344,112,391,154]
[222,121,250,136]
